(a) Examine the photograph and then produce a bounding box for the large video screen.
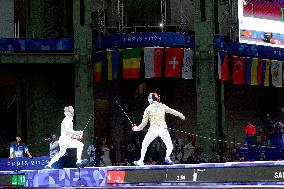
[238,0,284,48]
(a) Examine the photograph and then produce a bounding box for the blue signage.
[225,42,284,60]
[0,38,73,52]
[0,156,50,171]
[93,32,195,50]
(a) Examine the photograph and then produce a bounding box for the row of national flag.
[94,47,194,82]
[218,51,284,87]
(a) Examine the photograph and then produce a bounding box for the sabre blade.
[115,100,133,124]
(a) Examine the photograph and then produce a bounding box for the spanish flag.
[122,48,141,78]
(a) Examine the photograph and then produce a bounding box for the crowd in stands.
[244,114,284,147]
[4,114,284,167]
[84,113,284,167]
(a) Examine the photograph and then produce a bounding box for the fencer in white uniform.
[46,106,85,168]
[132,93,185,165]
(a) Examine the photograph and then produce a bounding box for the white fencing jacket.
[136,101,184,131]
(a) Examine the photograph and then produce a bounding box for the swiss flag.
[165,48,183,77]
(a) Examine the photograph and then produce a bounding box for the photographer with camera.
[47,134,59,158]
[87,137,96,166]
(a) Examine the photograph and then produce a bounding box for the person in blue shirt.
[9,135,32,159]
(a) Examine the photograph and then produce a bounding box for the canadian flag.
[165,48,183,77]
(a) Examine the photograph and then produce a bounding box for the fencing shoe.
[165,157,173,165]
[76,159,88,167]
[133,160,144,166]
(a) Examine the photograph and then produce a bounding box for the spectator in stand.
[170,147,182,164]
[199,152,212,163]
[259,128,267,146]
[147,157,156,165]
[239,153,245,161]
[263,114,274,133]
[182,140,195,163]
[187,152,199,164]
[244,121,256,146]
[101,138,112,166]
[257,152,266,161]
[127,141,135,163]
[9,135,32,159]
[213,153,222,163]
[108,136,116,165]
[187,133,196,147]
[120,137,127,161]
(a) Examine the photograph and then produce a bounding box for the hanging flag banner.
[182,48,193,79]
[218,51,229,81]
[107,49,120,80]
[250,58,259,85]
[232,56,246,84]
[94,52,104,82]
[122,48,141,78]
[245,57,253,85]
[144,47,164,78]
[271,60,283,87]
[165,48,183,77]
[257,59,271,86]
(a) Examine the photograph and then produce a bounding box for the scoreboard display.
[0,174,26,186]
[107,166,284,184]
[238,0,284,48]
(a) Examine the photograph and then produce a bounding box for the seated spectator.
[146,157,156,165]
[182,140,195,163]
[213,153,222,163]
[263,114,274,133]
[257,152,266,161]
[127,142,135,163]
[187,152,200,164]
[240,153,245,161]
[9,135,32,159]
[199,153,212,163]
[170,148,182,164]
[101,138,112,166]
[259,128,267,146]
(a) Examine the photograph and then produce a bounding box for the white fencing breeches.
[138,126,173,162]
[47,138,84,167]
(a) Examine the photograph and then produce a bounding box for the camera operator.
[48,134,60,158]
[94,137,104,167]
[87,137,96,166]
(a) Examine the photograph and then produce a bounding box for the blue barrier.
[0,156,50,171]
[225,42,284,60]
[236,147,284,161]
[93,32,195,50]
[0,38,73,52]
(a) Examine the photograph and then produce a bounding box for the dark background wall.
[0,64,74,157]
